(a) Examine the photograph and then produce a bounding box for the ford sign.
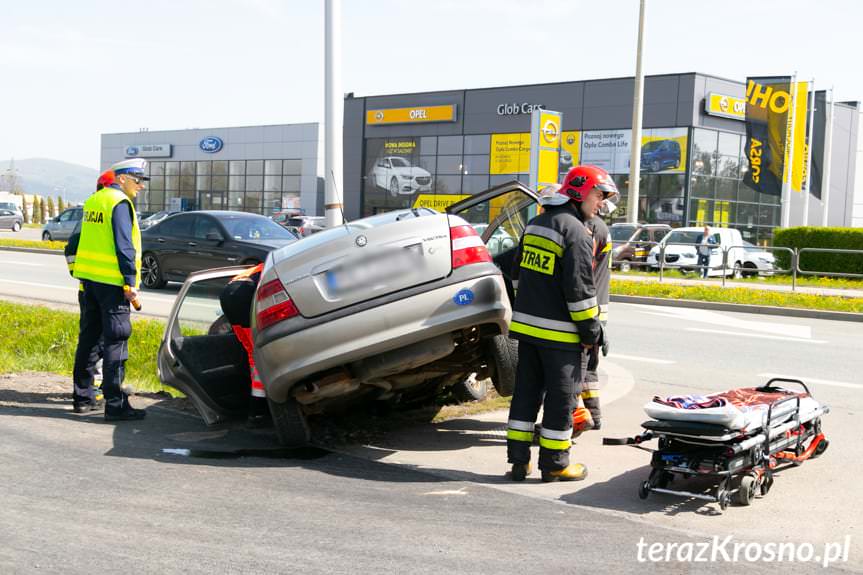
[199,137,224,153]
[125,146,140,156]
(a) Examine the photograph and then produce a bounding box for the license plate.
[325,244,423,296]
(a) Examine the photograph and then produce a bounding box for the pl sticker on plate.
[453,288,474,306]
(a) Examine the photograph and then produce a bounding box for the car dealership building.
[100,73,862,242]
[343,72,862,243]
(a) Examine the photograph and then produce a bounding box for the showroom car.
[369,156,433,197]
[640,139,681,172]
[141,211,298,289]
[156,181,540,445]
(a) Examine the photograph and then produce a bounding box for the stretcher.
[604,378,829,511]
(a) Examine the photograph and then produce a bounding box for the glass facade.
[136,159,304,216]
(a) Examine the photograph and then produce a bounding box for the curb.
[611,294,863,323]
[0,246,63,256]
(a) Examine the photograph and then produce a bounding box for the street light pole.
[324,0,344,227]
[627,0,647,224]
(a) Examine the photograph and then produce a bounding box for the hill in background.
[0,158,98,204]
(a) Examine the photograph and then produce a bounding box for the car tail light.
[255,279,299,330]
[450,224,492,270]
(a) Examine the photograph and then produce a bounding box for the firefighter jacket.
[587,216,611,323]
[509,203,601,350]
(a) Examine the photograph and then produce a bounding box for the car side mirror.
[206,232,224,242]
[53,216,61,223]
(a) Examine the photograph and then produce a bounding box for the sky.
[2,0,861,169]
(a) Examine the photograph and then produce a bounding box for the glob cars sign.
[199,137,224,153]
[496,102,545,116]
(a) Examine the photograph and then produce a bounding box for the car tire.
[389,177,400,197]
[619,260,632,273]
[742,262,758,278]
[652,160,661,172]
[732,262,743,280]
[268,397,311,446]
[141,253,167,289]
[452,373,489,402]
[42,231,52,241]
[487,335,517,398]
[12,222,21,232]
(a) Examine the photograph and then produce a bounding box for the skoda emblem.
[355,235,368,247]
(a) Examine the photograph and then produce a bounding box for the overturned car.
[157,181,540,445]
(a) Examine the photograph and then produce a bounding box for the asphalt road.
[0,249,861,572]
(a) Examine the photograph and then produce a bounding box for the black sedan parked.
[140,211,298,289]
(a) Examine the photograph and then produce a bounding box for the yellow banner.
[786,82,808,192]
[490,133,530,175]
[366,105,456,125]
[560,131,581,170]
[705,93,746,120]
[411,193,469,211]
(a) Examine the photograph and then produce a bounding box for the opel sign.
[199,137,224,153]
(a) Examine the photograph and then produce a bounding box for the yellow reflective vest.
[72,188,141,288]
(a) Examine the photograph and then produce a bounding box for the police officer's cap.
[110,158,150,181]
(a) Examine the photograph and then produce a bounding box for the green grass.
[23,223,43,229]
[0,238,66,250]
[611,279,863,313]
[616,268,863,290]
[0,300,173,394]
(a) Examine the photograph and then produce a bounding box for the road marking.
[598,360,635,406]
[636,305,814,339]
[606,353,675,365]
[0,279,77,290]
[758,373,863,390]
[0,259,47,267]
[685,327,828,344]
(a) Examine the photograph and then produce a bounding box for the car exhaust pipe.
[293,368,360,404]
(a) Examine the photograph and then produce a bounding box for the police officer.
[72,159,147,421]
[580,193,619,429]
[506,165,617,482]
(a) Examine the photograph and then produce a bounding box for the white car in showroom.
[369,156,433,197]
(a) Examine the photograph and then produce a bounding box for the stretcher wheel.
[736,475,756,506]
[717,490,730,511]
[813,438,829,458]
[638,481,650,500]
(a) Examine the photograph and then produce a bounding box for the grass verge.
[0,238,66,250]
[615,268,863,290]
[0,300,171,394]
[611,278,863,313]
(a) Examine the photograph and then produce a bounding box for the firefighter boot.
[509,462,533,482]
[542,463,588,483]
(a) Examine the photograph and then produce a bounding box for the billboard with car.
[580,128,688,174]
[364,137,434,213]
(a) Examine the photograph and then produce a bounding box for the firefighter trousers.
[73,281,132,411]
[506,341,582,471]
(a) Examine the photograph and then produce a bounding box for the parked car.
[284,216,328,237]
[42,207,83,241]
[740,240,777,276]
[0,209,23,232]
[641,139,681,172]
[610,223,671,272]
[140,211,298,289]
[369,156,433,197]
[646,226,746,278]
[271,208,306,226]
[471,223,517,257]
[155,181,538,445]
[139,210,178,230]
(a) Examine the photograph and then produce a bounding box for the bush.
[773,227,863,276]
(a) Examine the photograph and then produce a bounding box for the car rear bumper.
[256,274,510,403]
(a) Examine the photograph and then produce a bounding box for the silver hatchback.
[158,181,540,445]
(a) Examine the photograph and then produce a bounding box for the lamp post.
[627,0,647,224]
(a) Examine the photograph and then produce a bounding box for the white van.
[646,226,746,278]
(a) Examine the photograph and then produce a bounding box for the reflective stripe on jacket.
[509,203,601,350]
[73,188,141,287]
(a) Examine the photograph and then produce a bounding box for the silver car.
[157,181,539,445]
[42,207,83,241]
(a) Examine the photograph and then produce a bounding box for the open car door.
[447,180,540,303]
[157,266,253,425]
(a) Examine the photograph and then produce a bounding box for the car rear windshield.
[221,216,296,240]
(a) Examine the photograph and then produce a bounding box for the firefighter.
[506,165,617,482]
[72,159,147,421]
[219,263,269,425]
[580,192,619,430]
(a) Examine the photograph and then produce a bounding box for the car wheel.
[42,231,52,241]
[389,177,400,197]
[452,373,489,402]
[12,222,21,232]
[268,397,311,446]
[732,262,743,279]
[141,253,167,289]
[619,260,632,273]
[652,160,661,172]
[487,335,517,397]
[742,262,758,278]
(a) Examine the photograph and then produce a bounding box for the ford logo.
[199,137,223,153]
[125,146,140,156]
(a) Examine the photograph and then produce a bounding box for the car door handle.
[188,241,197,247]
[157,238,166,243]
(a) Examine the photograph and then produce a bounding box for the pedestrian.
[506,165,616,482]
[697,224,716,279]
[219,263,270,425]
[72,159,148,421]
